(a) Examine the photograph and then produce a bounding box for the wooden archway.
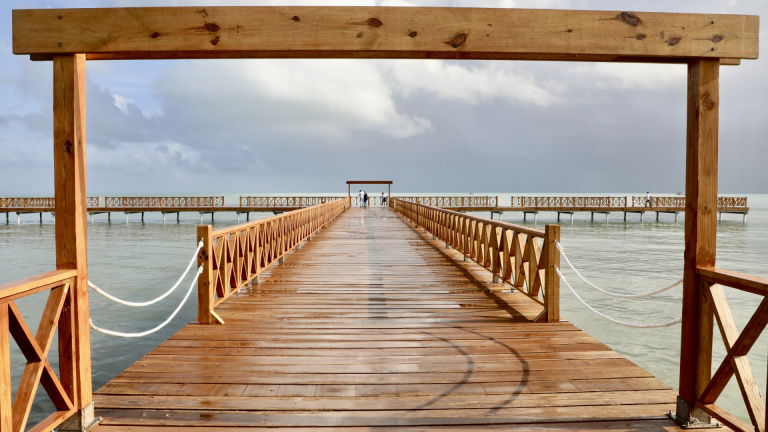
[11,6,760,430]
[346,180,392,201]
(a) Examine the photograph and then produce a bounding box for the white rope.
[557,267,682,328]
[89,265,203,338]
[88,240,204,307]
[555,241,682,299]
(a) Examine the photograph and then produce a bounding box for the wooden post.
[197,225,214,325]
[544,224,560,322]
[0,304,11,432]
[676,58,719,427]
[54,54,99,432]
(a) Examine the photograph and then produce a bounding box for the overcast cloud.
[1,0,766,194]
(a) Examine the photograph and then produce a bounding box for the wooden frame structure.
[346,180,392,202]
[8,5,761,432]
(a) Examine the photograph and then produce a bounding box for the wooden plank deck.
[93,207,693,431]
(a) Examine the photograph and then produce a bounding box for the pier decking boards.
[93,207,690,431]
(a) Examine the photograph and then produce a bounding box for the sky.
[1,0,767,195]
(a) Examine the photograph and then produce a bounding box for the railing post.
[675,58,719,427]
[54,54,100,432]
[544,224,560,322]
[0,303,11,431]
[197,225,214,325]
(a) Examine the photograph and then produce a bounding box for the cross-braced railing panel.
[719,197,749,208]
[1,198,56,209]
[0,270,80,432]
[198,198,349,324]
[693,267,768,432]
[392,199,559,322]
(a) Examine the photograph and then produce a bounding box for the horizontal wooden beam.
[698,267,768,297]
[346,181,393,185]
[13,7,759,62]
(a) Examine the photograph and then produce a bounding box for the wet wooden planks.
[94,207,694,431]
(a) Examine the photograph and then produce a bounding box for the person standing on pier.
[359,190,364,207]
[645,191,651,207]
[381,192,386,207]
[364,191,369,207]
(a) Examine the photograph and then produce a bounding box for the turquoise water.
[1,193,766,425]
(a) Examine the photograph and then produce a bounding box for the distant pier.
[1,195,749,224]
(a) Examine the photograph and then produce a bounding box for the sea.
[2,192,766,425]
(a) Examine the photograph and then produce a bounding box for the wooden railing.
[511,196,626,208]
[506,195,748,210]
[395,196,498,208]
[104,196,225,208]
[686,267,768,432]
[240,196,343,207]
[392,199,559,322]
[0,197,57,208]
[0,269,85,432]
[197,198,350,324]
[718,197,749,208]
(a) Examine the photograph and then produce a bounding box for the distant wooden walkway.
[94,207,689,431]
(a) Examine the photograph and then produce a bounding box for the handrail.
[686,266,768,432]
[197,197,350,324]
[392,199,559,322]
[104,196,225,208]
[395,196,498,208]
[0,270,82,432]
[240,196,343,207]
[512,196,627,208]
[510,195,748,210]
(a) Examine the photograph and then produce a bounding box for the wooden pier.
[398,196,750,222]
[93,206,686,431]
[6,5,767,432]
[1,195,750,225]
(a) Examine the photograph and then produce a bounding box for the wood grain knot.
[446,33,468,49]
[702,94,715,111]
[291,16,300,22]
[409,31,418,38]
[151,32,160,39]
[711,34,724,43]
[210,36,220,46]
[636,34,646,40]
[566,29,573,33]
[667,37,681,46]
[65,140,73,154]
[367,18,383,28]
[204,23,220,32]
[616,12,641,26]
[357,32,363,38]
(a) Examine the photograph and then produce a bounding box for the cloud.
[386,60,564,107]
[155,59,432,142]
[112,94,133,113]
[583,63,687,91]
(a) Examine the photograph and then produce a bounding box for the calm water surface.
[2,193,766,424]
